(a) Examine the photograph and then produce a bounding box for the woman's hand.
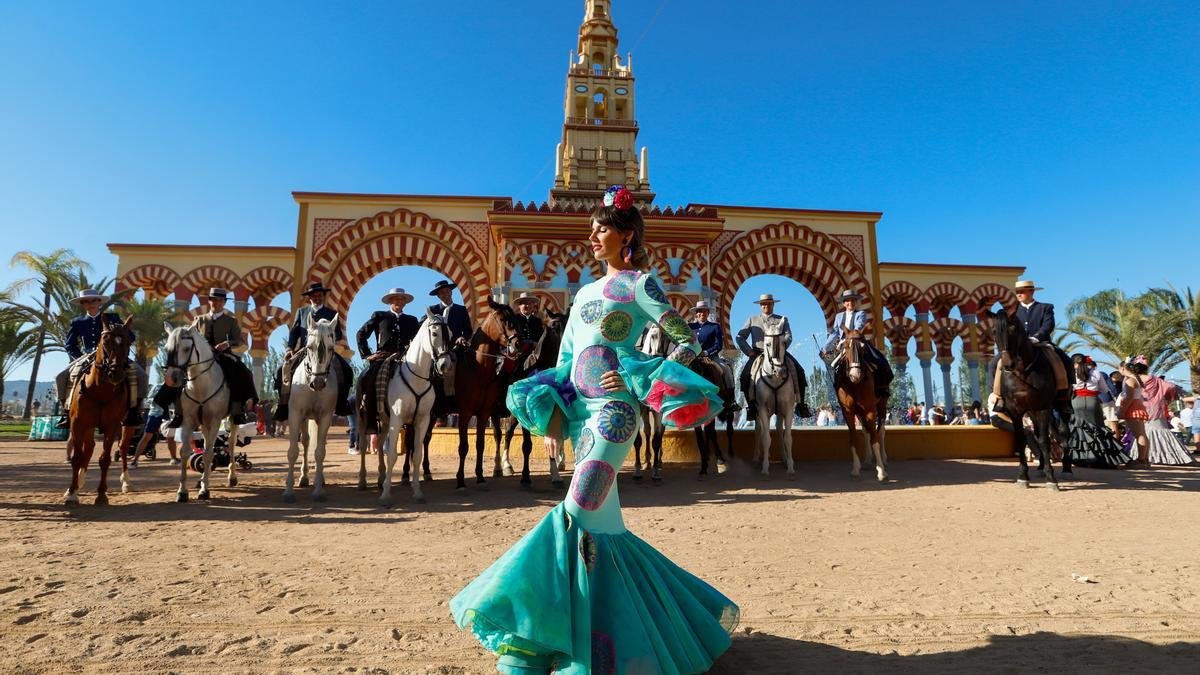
[601,370,627,393]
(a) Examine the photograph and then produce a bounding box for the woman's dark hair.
[592,203,651,271]
[1127,361,1149,376]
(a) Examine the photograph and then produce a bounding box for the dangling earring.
[622,245,633,264]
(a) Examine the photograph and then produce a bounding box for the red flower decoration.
[613,188,634,211]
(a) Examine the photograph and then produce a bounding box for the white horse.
[283,317,339,503]
[752,328,797,476]
[632,322,668,483]
[163,321,232,502]
[378,309,455,506]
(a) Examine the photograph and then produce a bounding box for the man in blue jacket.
[820,290,894,391]
[688,300,738,412]
[54,288,146,427]
[423,279,473,399]
[273,282,354,420]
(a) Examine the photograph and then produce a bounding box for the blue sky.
[1,1,1197,389]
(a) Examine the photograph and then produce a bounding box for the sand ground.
[2,435,1198,673]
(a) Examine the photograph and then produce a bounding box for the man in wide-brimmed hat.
[688,300,738,410]
[195,288,258,424]
[990,279,1075,434]
[354,287,420,435]
[274,281,354,420]
[510,293,545,373]
[423,279,473,400]
[821,289,893,390]
[735,293,808,420]
[54,289,146,428]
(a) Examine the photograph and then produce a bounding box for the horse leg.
[651,413,664,484]
[226,420,239,489]
[176,417,192,502]
[198,417,218,500]
[723,417,734,469]
[386,428,398,490]
[846,408,862,478]
[283,417,300,503]
[491,415,505,478]
[312,413,331,501]
[455,417,469,491]
[409,414,427,504]
[867,413,887,482]
[1035,411,1060,491]
[421,424,432,481]
[119,425,135,493]
[96,430,112,506]
[64,430,84,505]
[379,417,401,507]
[401,422,412,486]
[520,424,533,489]
[757,392,772,476]
[298,421,311,488]
[780,409,795,476]
[1014,422,1031,487]
[357,434,369,491]
[501,417,517,477]
[632,416,644,481]
[475,416,488,485]
[545,432,564,489]
[696,427,709,480]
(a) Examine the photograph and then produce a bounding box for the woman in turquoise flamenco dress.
[450,186,739,674]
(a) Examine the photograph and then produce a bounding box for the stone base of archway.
[411,426,1012,463]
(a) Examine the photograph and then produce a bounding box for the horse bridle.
[167,329,225,407]
[397,317,453,404]
[304,331,333,382]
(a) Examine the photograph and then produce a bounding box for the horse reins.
[169,332,226,411]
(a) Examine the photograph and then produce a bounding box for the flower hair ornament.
[603,185,635,211]
[1130,355,1148,366]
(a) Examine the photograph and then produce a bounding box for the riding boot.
[56,404,70,429]
[125,400,144,427]
[230,400,246,425]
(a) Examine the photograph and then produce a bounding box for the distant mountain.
[3,381,57,409]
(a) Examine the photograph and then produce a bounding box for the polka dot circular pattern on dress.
[580,299,604,324]
[659,309,691,339]
[579,530,597,574]
[602,270,637,302]
[574,345,620,397]
[575,427,595,461]
[571,460,616,511]
[599,310,633,342]
[597,400,637,443]
[642,275,668,304]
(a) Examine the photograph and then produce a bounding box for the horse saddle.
[1033,343,1070,391]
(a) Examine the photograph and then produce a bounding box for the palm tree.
[1063,289,1177,371]
[118,295,180,369]
[0,309,38,405]
[1145,285,1200,392]
[9,249,90,419]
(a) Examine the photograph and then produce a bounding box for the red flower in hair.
[613,187,634,211]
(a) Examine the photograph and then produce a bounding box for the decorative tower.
[550,0,655,207]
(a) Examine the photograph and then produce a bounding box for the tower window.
[593,92,608,119]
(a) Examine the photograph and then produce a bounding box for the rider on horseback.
[1010,279,1075,428]
[820,290,893,390]
[737,293,809,421]
[55,288,146,428]
[273,282,355,420]
[355,287,420,435]
[511,293,544,375]
[190,288,258,424]
[688,300,739,415]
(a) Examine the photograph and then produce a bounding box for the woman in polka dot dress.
[450,186,738,674]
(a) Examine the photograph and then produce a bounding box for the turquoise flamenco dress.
[450,270,740,674]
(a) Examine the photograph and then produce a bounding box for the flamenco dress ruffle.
[450,352,733,674]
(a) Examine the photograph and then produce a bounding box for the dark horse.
[990,310,1072,490]
[501,307,569,489]
[691,354,736,479]
[832,329,889,482]
[64,315,136,506]
[425,299,521,491]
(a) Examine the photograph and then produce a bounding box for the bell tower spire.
[551,1,654,207]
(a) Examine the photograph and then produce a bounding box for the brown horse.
[501,307,569,489]
[691,354,736,479]
[426,299,521,491]
[64,315,135,506]
[832,329,889,482]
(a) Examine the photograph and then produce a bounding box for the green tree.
[8,249,90,419]
[0,309,38,404]
[1063,288,1176,371]
[118,295,180,370]
[1144,285,1200,392]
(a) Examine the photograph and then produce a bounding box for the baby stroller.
[187,421,258,473]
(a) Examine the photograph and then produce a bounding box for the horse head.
[162,321,209,388]
[422,308,455,378]
[546,307,568,338]
[842,328,865,384]
[96,315,134,384]
[988,308,1027,370]
[304,316,337,391]
[763,328,786,370]
[485,297,521,361]
[640,322,668,357]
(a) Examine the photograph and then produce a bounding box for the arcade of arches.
[108,1,1023,409]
